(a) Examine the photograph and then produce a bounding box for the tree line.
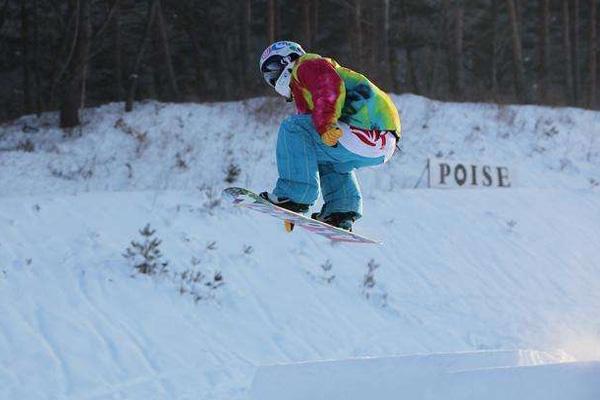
[0,0,598,127]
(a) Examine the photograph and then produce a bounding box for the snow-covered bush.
[123,224,168,275]
[16,139,35,152]
[175,152,189,170]
[199,187,221,211]
[362,259,389,307]
[319,259,335,284]
[362,259,379,295]
[174,145,193,170]
[47,158,95,181]
[122,226,223,302]
[304,259,336,284]
[224,162,241,184]
[176,256,224,302]
[114,118,148,157]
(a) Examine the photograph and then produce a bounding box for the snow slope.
[1,95,599,399]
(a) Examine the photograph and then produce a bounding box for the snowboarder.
[258,41,401,232]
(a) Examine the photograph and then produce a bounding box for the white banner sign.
[428,159,513,189]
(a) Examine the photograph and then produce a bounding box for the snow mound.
[1,95,599,197]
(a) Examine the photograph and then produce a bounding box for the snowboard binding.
[312,212,358,232]
[259,192,310,232]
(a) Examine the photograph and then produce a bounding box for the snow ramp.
[250,351,600,400]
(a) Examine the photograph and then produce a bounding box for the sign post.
[427,159,513,189]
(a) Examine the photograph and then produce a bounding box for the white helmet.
[259,41,305,98]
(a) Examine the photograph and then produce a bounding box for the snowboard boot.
[312,211,358,232]
[259,192,310,232]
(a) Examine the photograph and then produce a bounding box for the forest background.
[0,0,598,127]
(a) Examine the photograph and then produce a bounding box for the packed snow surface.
[1,95,599,399]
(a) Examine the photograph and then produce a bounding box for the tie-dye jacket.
[290,53,401,138]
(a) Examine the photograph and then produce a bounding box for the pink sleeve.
[296,59,345,135]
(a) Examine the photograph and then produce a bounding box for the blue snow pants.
[273,114,385,219]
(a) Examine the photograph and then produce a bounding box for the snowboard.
[223,187,381,244]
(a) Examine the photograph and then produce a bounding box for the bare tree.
[154,0,179,99]
[350,0,363,70]
[401,0,420,94]
[365,2,377,77]
[267,0,275,43]
[381,0,393,89]
[60,0,91,128]
[562,0,574,104]
[588,0,597,108]
[454,1,465,97]
[571,0,580,105]
[274,0,281,40]
[20,0,33,114]
[52,0,119,126]
[241,0,252,93]
[442,0,465,98]
[123,0,178,110]
[453,2,465,97]
[32,0,42,114]
[537,0,550,102]
[172,0,204,98]
[490,0,499,97]
[311,0,320,48]
[387,0,400,93]
[506,0,530,103]
[302,1,311,49]
[442,0,451,94]
[112,0,123,100]
[125,0,158,112]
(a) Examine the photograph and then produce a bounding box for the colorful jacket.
[290,53,401,137]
